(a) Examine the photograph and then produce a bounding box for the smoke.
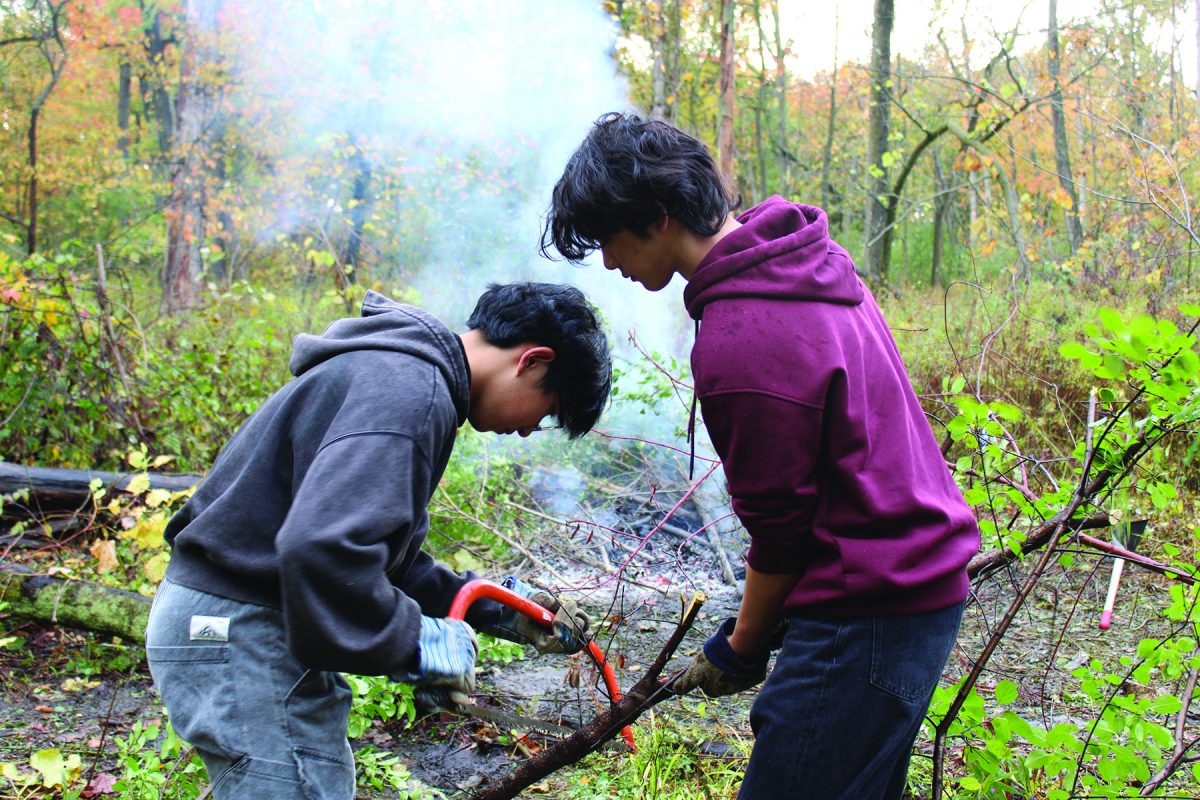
[223,0,689,375]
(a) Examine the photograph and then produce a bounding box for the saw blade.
[456,701,633,753]
[457,701,579,739]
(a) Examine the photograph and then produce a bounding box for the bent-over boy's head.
[541,112,737,263]
[465,282,610,439]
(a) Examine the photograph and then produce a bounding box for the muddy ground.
[0,464,1189,798]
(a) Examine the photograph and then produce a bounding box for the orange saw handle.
[448,578,636,751]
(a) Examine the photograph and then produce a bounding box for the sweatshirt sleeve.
[699,391,824,573]
[396,548,506,630]
[275,432,431,676]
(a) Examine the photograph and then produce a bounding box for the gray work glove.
[485,576,591,655]
[672,618,769,698]
[395,616,478,711]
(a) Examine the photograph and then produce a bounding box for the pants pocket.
[868,603,962,703]
[284,670,355,799]
[291,746,355,800]
[146,644,245,758]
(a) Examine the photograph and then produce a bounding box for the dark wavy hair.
[466,282,611,438]
[541,111,738,262]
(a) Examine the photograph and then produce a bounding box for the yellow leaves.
[89,539,118,573]
[29,748,81,788]
[123,473,150,496]
[144,552,170,584]
[1050,185,1074,211]
[119,511,167,550]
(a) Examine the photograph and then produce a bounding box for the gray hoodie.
[163,292,498,675]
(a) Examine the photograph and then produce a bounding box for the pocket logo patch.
[189,615,230,642]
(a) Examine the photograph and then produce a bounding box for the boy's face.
[468,347,559,438]
[600,226,679,292]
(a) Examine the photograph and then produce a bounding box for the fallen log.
[472,592,706,800]
[0,463,201,516]
[0,563,150,642]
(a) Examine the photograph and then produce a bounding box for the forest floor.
[0,460,1185,798]
[0,554,1173,798]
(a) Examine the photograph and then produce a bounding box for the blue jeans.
[145,579,355,799]
[739,601,964,800]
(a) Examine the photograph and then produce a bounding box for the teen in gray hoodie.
[147,283,610,798]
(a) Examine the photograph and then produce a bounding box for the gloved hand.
[486,576,591,655]
[671,618,769,698]
[395,616,478,711]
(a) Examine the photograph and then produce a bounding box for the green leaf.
[994,679,1019,705]
[30,749,63,788]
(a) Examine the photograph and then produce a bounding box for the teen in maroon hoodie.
[543,112,979,800]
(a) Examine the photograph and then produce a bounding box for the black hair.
[540,111,738,262]
[466,282,611,438]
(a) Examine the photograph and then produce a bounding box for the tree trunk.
[649,2,667,119]
[716,0,737,183]
[863,0,894,281]
[820,8,840,219]
[342,141,372,280]
[1048,0,1083,254]
[1,564,151,643]
[26,106,39,255]
[770,0,790,194]
[931,151,948,286]
[161,0,224,313]
[118,61,132,156]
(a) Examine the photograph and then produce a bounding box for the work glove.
[485,576,591,655]
[396,616,478,712]
[671,618,769,698]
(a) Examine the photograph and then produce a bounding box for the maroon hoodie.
[684,197,979,616]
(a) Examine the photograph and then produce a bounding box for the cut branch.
[471,592,706,800]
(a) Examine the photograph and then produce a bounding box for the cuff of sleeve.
[703,618,767,673]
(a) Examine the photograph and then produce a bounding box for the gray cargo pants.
[145,578,356,799]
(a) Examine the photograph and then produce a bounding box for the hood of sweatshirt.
[683,196,863,320]
[288,290,470,426]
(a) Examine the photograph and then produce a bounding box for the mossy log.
[0,563,150,642]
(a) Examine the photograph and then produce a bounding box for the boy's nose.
[517,426,534,438]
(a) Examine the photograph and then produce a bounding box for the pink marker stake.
[1099,557,1126,630]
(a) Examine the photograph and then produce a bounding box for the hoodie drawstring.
[687,318,699,481]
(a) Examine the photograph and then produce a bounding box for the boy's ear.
[516,346,556,374]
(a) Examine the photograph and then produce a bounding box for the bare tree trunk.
[117,61,132,156]
[649,1,667,118]
[717,0,737,183]
[1048,0,1083,254]
[931,151,948,286]
[341,140,372,281]
[19,2,68,256]
[162,0,223,313]
[820,7,840,216]
[26,107,39,255]
[769,0,789,193]
[863,0,894,281]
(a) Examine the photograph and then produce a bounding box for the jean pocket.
[868,613,951,703]
[146,644,243,757]
[292,746,355,800]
